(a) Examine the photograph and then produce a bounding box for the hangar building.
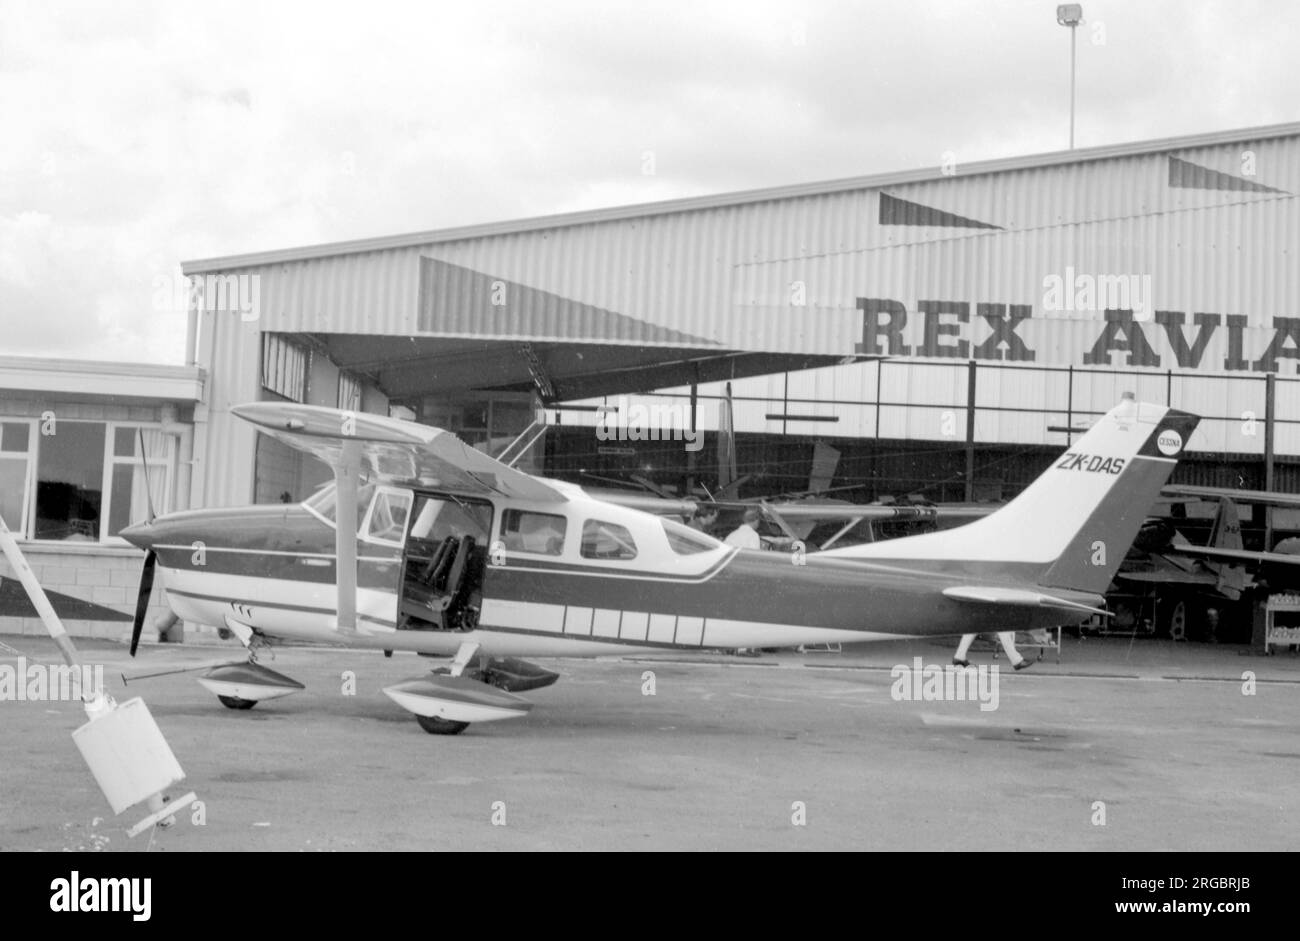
[178,121,1300,511]
[4,121,1300,639]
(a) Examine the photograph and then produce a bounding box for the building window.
[338,372,362,411]
[35,421,106,540]
[106,427,171,538]
[0,419,173,542]
[0,421,33,534]
[262,335,308,403]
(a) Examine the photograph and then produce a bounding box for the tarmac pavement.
[2,630,1298,851]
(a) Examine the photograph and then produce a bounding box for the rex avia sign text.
[853,297,1300,373]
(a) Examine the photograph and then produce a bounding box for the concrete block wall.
[0,545,218,642]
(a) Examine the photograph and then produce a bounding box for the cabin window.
[501,509,566,556]
[581,519,638,560]
[662,518,722,555]
[408,495,492,544]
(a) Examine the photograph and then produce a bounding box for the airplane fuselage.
[140,490,1082,659]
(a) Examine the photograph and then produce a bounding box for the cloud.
[1,0,1297,363]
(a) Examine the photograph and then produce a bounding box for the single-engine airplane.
[120,394,1199,735]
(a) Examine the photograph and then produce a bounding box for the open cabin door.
[397,493,494,632]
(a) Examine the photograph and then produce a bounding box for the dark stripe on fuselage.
[154,546,402,588]
[489,552,737,582]
[141,505,402,588]
[164,588,397,630]
[488,551,1084,637]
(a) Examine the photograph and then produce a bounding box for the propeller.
[129,549,156,657]
[129,429,160,657]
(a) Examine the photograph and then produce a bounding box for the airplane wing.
[577,492,997,524]
[232,402,566,503]
[775,503,992,522]
[1167,545,1300,568]
[579,488,698,517]
[941,586,1108,616]
[1160,485,1300,508]
[1115,570,1219,586]
[712,501,995,523]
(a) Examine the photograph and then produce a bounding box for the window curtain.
[129,429,172,521]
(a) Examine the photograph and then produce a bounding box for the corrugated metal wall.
[246,130,1299,349]
[196,127,1300,507]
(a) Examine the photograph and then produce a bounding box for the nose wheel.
[415,715,470,735]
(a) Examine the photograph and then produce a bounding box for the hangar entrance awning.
[288,257,876,403]
[297,334,875,403]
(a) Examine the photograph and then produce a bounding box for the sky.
[2,0,1297,364]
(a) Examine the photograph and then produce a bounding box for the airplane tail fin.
[716,382,739,497]
[828,396,1201,596]
[1209,497,1244,551]
[1032,398,1199,593]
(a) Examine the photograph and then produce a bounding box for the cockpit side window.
[500,509,566,556]
[581,519,638,560]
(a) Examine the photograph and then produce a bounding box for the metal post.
[1069,24,1077,149]
[965,360,977,503]
[1265,372,1276,549]
[875,360,883,438]
[874,360,883,498]
[686,380,698,493]
[1066,364,1075,443]
[782,371,789,437]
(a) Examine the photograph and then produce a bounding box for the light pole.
[1057,4,1083,149]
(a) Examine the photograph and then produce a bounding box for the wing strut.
[334,438,361,634]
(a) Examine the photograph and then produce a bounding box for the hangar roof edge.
[0,355,205,402]
[182,120,1300,275]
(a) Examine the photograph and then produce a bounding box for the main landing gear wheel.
[416,715,470,735]
[217,695,258,710]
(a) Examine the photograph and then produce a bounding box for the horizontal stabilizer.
[1162,485,1300,509]
[942,586,1109,617]
[1115,570,1217,586]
